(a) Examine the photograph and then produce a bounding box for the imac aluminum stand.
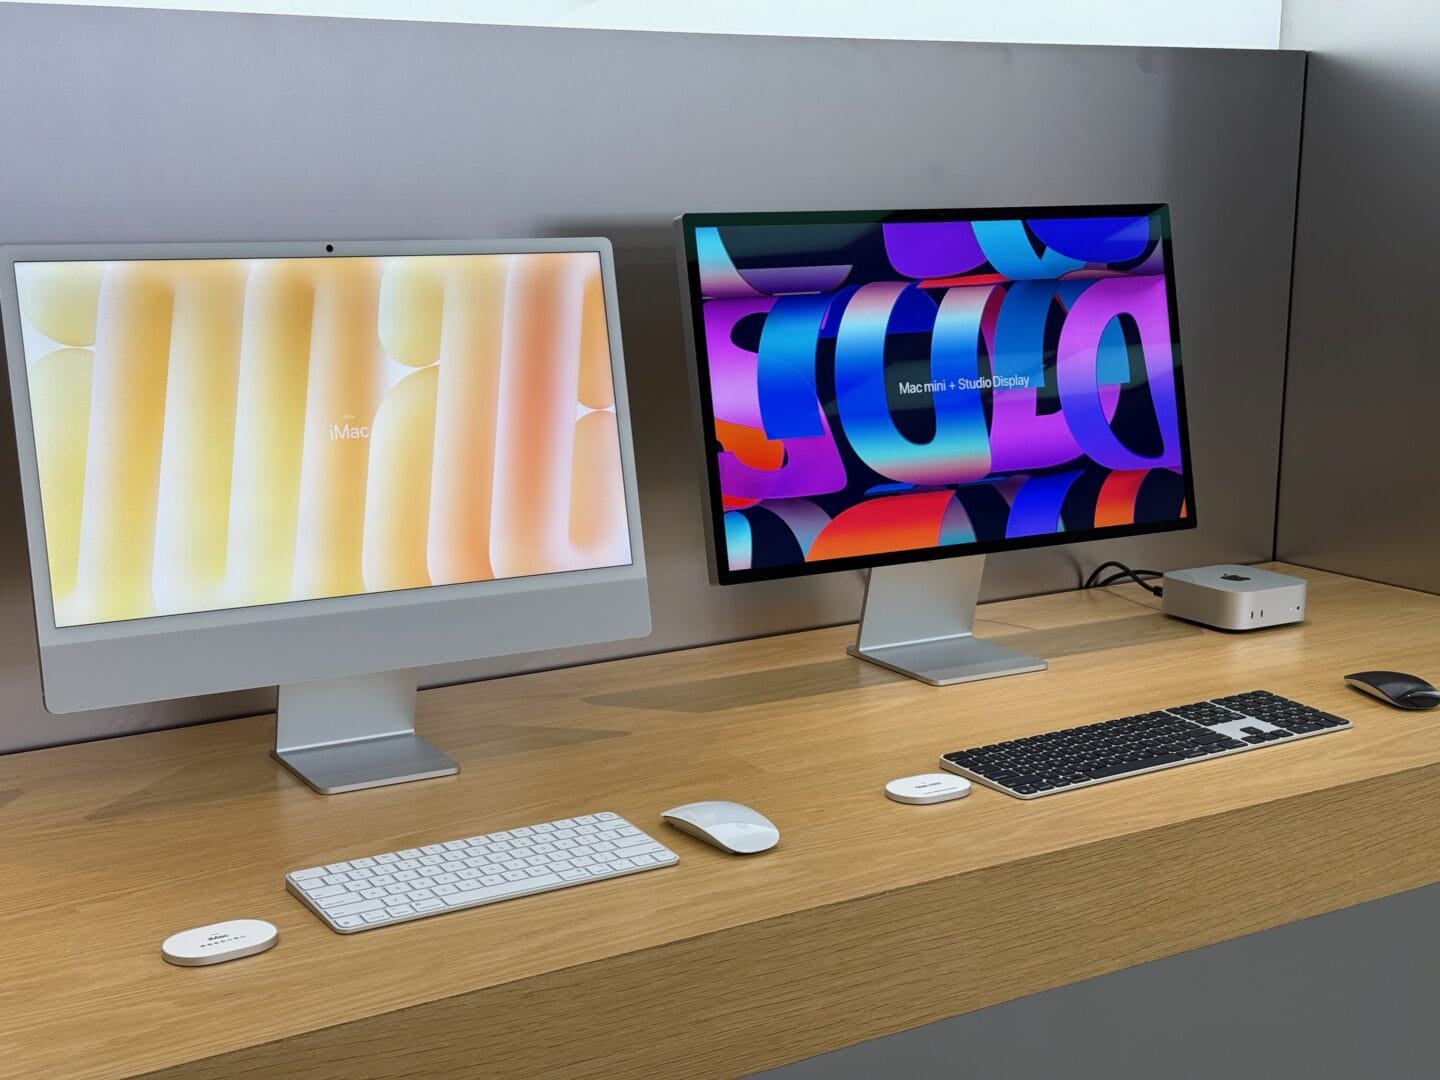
[273,668,459,794]
[847,556,1047,686]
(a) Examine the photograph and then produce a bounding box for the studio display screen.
[680,206,1196,582]
[13,251,632,627]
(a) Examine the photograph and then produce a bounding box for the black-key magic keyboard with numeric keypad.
[939,691,1351,799]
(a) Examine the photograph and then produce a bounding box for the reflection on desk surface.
[590,610,1202,715]
[587,657,900,714]
[986,611,1205,662]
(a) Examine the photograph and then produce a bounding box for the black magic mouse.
[1344,671,1440,710]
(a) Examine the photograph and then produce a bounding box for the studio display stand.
[847,556,1047,685]
[272,668,459,794]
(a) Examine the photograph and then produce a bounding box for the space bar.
[443,874,565,907]
[1088,753,1186,779]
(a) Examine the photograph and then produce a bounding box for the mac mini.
[1161,565,1307,631]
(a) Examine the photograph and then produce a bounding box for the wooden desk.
[4,565,1440,1079]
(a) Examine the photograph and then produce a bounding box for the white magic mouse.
[661,800,779,854]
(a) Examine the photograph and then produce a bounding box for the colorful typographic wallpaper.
[690,211,1190,575]
[15,252,632,627]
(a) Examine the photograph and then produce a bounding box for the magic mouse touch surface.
[1344,670,1440,710]
[660,800,779,854]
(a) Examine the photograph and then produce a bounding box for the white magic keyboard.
[286,812,679,933]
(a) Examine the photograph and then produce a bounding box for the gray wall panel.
[1278,1,1440,593]
[0,5,1304,751]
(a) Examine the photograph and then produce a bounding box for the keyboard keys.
[331,898,385,918]
[288,814,679,933]
[940,692,1351,799]
[444,875,564,906]
[1089,753,1184,778]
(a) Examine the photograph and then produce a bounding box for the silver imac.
[0,238,650,793]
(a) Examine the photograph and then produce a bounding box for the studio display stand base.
[848,556,1047,686]
[272,668,459,794]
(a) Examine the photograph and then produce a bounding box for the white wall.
[1280,0,1434,52]
[12,0,1285,48]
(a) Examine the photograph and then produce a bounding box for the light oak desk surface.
[5,565,1440,1079]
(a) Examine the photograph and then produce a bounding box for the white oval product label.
[885,773,972,804]
[161,919,279,967]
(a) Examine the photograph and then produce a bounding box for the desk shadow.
[439,721,630,757]
[87,757,292,822]
[0,787,24,811]
[85,725,632,820]
[588,615,1197,715]
[586,658,903,715]
[986,612,1204,660]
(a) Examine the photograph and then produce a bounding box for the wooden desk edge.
[144,760,1440,1080]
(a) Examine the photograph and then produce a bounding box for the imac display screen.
[13,251,632,627]
[681,206,1195,581]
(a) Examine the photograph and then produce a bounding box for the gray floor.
[758,882,1440,1079]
